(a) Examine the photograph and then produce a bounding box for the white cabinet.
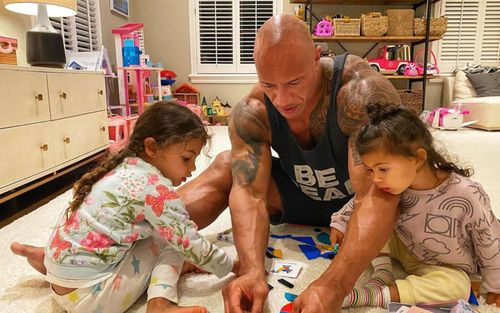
[0,65,109,195]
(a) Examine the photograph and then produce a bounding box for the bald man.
[12,14,401,313]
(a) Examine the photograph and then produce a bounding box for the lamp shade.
[4,0,76,17]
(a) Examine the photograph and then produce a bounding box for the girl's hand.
[486,292,500,307]
[329,227,344,247]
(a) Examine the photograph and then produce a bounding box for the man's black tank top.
[264,53,353,203]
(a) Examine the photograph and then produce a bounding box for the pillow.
[453,70,477,99]
[466,72,500,97]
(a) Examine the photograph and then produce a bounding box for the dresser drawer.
[0,70,50,129]
[0,122,55,189]
[52,111,109,165]
[47,73,106,119]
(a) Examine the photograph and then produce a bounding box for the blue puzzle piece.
[285,292,298,302]
[317,232,331,245]
[299,245,336,260]
[468,288,479,305]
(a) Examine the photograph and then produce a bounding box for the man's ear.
[415,148,428,170]
[143,138,157,158]
[314,45,321,62]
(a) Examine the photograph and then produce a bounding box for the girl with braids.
[38,101,236,313]
[330,103,500,308]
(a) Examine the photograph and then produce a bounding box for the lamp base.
[26,31,66,68]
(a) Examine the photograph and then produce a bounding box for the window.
[49,0,102,52]
[189,0,282,82]
[437,0,500,73]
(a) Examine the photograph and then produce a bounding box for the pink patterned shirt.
[44,157,233,287]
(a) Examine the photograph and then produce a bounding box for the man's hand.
[223,273,268,313]
[486,292,500,307]
[291,278,345,313]
[329,227,344,247]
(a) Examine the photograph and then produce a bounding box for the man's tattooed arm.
[337,55,401,190]
[228,98,272,272]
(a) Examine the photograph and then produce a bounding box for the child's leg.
[389,234,470,305]
[342,240,394,308]
[51,234,207,313]
[146,233,208,313]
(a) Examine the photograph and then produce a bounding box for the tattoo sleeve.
[337,55,401,136]
[229,101,270,186]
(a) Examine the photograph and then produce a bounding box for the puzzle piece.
[316,232,331,245]
[285,292,298,302]
[280,302,293,313]
[266,247,283,259]
[299,245,336,260]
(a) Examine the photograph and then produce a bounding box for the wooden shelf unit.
[384,75,434,80]
[313,36,442,43]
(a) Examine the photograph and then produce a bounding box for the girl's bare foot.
[181,261,208,274]
[10,242,47,275]
[147,297,208,313]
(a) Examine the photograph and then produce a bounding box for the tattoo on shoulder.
[337,56,401,136]
[351,143,363,166]
[229,101,269,186]
[309,58,334,144]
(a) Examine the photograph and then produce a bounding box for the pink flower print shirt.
[44,157,233,284]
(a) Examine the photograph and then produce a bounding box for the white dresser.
[0,65,109,195]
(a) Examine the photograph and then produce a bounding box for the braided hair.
[355,102,472,177]
[64,101,209,221]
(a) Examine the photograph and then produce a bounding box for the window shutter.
[238,0,274,68]
[439,0,480,72]
[197,0,235,73]
[49,0,101,52]
[481,0,500,64]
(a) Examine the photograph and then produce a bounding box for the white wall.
[0,6,32,66]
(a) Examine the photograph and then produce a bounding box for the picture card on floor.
[270,260,302,278]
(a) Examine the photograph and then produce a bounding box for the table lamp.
[4,0,76,68]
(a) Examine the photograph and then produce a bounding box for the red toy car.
[368,45,411,75]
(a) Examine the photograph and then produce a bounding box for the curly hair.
[64,101,209,221]
[355,102,473,177]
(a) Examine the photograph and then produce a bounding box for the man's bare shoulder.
[230,90,271,144]
[336,54,401,136]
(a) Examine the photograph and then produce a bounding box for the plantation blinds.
[49,0,102,52]
[438,0,500,72]
[194,0,277,74]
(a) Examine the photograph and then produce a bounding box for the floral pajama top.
[44,157,233,288]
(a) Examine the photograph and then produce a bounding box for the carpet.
[1,126,499,313]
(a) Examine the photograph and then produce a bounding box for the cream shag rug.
[1,127,500,313]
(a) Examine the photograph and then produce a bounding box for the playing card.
[270,260,302,278]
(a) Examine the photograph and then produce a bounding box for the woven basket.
[361,12,388,36]
[386,9,414,36]
[334,18,361,36]
[414,17,448,36]
[398,89,423,114]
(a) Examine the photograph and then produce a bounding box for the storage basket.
[386,9,414,36]
[398,89,423,114]
[361,12,388,36]
[414,17,448,36]
[333,18,361,36]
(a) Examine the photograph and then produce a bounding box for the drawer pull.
[98,90,104,95]
[63,137,71,144]
[35,94,43,101]
[40,144,49,151]
[60,92,67,100]
[100,126,106,132]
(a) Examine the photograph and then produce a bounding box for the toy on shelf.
[414,49,440,75]
[201,96,230,125]
[368,44,411,75]
[174,83,200,106]
[112,23,146,105]
[160,69,177,100]
[314,19,333,37]
[212,97,224,116]
[0,36,18,65]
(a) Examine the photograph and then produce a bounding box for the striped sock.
[342,285,392,308]
[365,255,395,287]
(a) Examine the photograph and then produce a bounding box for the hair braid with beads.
[64,101,209,221]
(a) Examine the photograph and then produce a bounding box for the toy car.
[368,45,411,75]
